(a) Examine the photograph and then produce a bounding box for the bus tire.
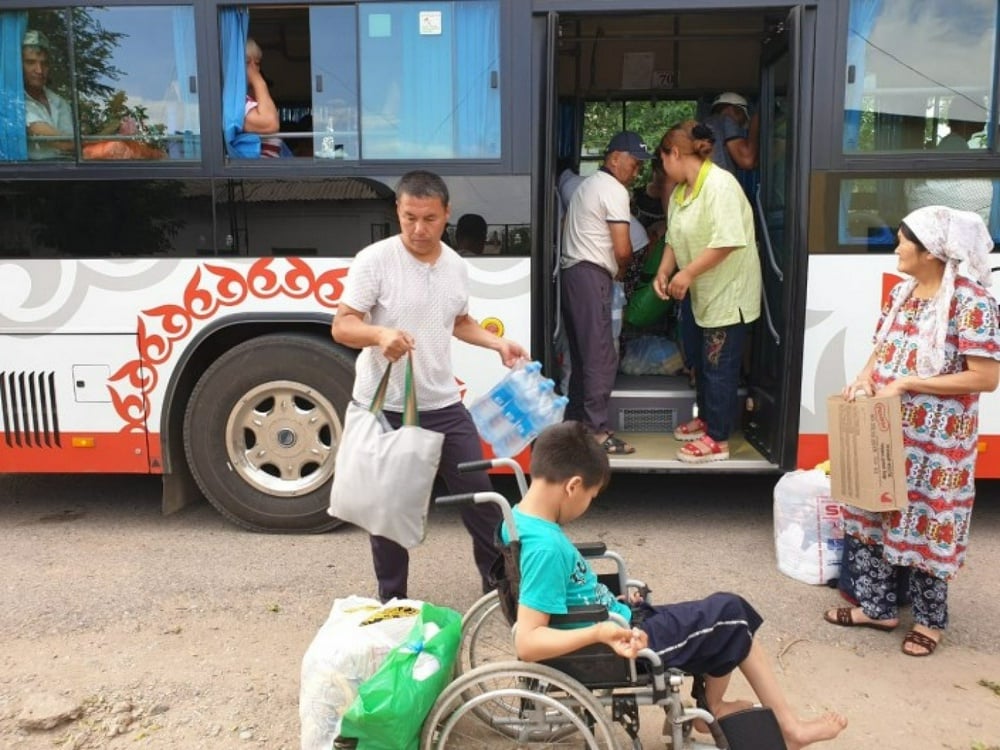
[183,332,354,533]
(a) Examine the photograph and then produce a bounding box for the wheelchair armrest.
[550,604,609,626]
[573,541,607,557]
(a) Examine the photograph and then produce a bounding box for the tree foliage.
[29,8,124,103]
[582,99,698,158]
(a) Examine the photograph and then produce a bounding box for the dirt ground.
[1,472,999,749]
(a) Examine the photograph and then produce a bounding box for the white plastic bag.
[299,596,423,750]
[773,469,843,585]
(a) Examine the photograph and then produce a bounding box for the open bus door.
[744,6,814,469]
[537,11,560,376]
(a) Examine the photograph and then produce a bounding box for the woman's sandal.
[823,607,898,632]
[677,435,729,463]
[600,434,636,455]
[901,628,940,657]
[673,417,706,442]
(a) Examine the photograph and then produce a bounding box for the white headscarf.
[874,205,995,378]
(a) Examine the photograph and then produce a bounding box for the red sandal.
[677,435,729,463]
[673,418,706,442]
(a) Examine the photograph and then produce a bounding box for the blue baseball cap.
[605,131,654,161]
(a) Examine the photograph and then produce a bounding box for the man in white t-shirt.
[22,30,75,160]
[561,131,653,454]
[332,170,528,602]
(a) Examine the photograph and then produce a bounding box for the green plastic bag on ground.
[338,602,461,750]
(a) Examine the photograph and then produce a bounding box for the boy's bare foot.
[783,711,848,750]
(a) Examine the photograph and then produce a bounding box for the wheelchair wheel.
[422,661,619,748]
[457,591,516,676]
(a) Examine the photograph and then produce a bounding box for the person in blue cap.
[560,131,653,455]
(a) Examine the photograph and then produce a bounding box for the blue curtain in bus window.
[558,100,578,163]
[171,6,199,159]
[360,3,452,158]
[220,6,260,158]
[454,1,499,158]
[400,4,452,157]
[842,0,882,152]
[0,11,28,161]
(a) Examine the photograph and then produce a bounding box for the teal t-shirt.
[502,506,632,626]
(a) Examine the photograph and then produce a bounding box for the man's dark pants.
[371,401,501,601]
[560,261,617,434]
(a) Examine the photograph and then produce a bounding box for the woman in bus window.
[652,120,762,463]
[823,205,999,657]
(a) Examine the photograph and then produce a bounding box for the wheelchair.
[425,458,788,749]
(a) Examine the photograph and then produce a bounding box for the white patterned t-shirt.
[340,235,469,411]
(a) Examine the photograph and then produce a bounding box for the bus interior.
[543,7,803,472]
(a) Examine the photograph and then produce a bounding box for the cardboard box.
[826,394,908,512]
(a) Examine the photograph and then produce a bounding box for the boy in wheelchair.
[504,421,847,750]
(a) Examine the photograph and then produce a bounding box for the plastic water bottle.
[472,361,563,456]
[470,362,531,435]
[470,361,540,443]
[531,393,568,434]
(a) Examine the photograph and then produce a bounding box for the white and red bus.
[1,0,997,532]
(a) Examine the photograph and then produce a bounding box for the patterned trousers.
[844,535,949,629]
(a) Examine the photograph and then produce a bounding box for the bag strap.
[368,362,393,413]
[368,354,420,427]
[402,353,419,426]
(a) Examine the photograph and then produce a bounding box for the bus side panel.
[798,255,1000,478]
[0,256,532,476]
[0,334,149,473]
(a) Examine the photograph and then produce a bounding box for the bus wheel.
[183,333,354,533]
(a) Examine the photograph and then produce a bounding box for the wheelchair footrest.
[717,707,787,750]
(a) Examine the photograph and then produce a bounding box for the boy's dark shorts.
[638,592,762,677]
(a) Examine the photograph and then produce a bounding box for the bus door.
[744,6,814,468]
[536,11,560,376]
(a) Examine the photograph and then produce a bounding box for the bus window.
[0,179,213,257]
[358,2,500,160]
[814,175,999,253]
[2,10,75,162]
[843,0,995,153]
[229,2,500,162]
[309,6,358,160]
[227,6,359,160]
[0,6,199,163]
[216,178,397,257]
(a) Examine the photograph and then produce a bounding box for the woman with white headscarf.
[823,206,999,656]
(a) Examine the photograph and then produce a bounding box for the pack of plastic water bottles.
[469,361,568,457]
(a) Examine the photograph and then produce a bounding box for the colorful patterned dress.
[842,276,1000,580]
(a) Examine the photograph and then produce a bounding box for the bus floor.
[605,430,776,471]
